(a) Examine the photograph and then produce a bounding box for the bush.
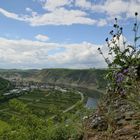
[98,12,140,97]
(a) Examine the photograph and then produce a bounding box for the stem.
[134,15,138,50]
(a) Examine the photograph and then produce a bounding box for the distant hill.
[0,69,108,90]
[0,69,38,78]
[32,69,108,89]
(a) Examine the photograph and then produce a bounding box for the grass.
[0,120,10,134]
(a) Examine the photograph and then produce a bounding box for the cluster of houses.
[3,80,50,97]
[3,87,30,96]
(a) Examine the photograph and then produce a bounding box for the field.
[0,89,81,121]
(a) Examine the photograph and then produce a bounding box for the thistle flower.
[135,12,138,16]
[113,35,116,38]
[120,27,123,33]
[113,24,117,28]
[120,27,123,31]
[123,68,129,74]
[115,72,124,83]
[105,38,108,42]
[110,30,114,35]
[97,47,103,54]
[134,23,137,26]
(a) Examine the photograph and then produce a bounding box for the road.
[48,90,84,120]
[63,91,84,113]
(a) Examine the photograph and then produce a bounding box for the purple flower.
[115,72,124,83]
[123,68,129,74]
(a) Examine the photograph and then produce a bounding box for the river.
[78,88,103,109]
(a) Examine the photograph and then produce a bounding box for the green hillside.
[0,69,37,78]
[32,68,108,89]
[0,69,108,90]
[0,77,12,93]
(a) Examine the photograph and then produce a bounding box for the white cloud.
[43,0,73,11]
[29,8,96,26]
[74,0,140,25]
[0,37,59,64]
[35,34,49,42]
[98,19,108,26]
[25,7,38,16]
[0,6,97,26]
[26,7,32,12]
[0,8,27,21]
[0,37,106,68]
[1,0,139,27]
[75,0,92,9]
[47,42,106,68]
[92,0,140,18]
[92,0,129,16]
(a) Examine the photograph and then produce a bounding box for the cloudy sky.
[0,0,140,69]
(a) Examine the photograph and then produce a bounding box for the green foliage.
[9,99,30,114]
[17,89,81,118]
[0,120,10,135]
[0,77,13,94]
[0,98,86,140]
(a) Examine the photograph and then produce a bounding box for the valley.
[0,68,109,140]
[0,69,105,123]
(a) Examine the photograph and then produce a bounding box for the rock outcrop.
[83,93,140,140]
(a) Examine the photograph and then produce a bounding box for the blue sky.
[0,0,139,69]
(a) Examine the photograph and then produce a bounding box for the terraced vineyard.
[0,89,81,121]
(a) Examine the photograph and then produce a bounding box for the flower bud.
[135,12,138,16]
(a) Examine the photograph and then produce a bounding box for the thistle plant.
[98,12,140,96]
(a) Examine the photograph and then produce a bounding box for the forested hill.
[32,69,107,89]
[0,77,12,94]
[0,69,108,90]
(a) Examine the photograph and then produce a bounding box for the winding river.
[78,88,103,109]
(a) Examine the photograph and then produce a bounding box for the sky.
[0,0,140,69]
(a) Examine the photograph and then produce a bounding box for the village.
[2,75,67,98]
